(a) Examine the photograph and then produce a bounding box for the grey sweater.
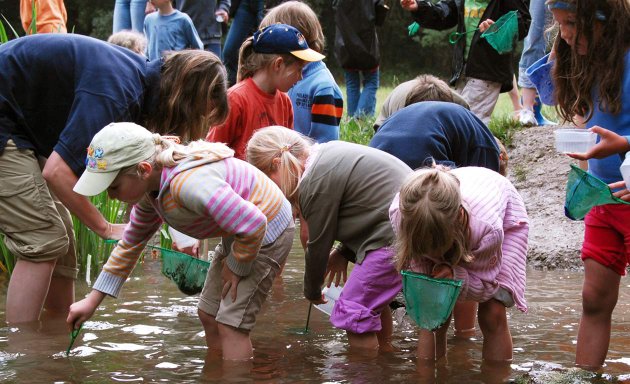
[299,141,412,300]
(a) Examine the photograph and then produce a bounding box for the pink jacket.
[390,167,529,312]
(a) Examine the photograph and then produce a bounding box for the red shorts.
[582,204,630,276]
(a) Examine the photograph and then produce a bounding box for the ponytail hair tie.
[280,143,292,153]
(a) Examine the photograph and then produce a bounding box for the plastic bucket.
[156,246,211,295]
[554,128,597,153]
[314,285,343,316]
[402,271,462,331]
[526,53,555,106]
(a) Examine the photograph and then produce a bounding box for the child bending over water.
[390,166,529,361]
[67,122,294,361]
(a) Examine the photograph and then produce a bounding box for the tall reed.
[72,192,128,279]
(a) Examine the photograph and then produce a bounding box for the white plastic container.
[621,152,630,190]
[314,285,343,316]
[554,128,597,153]
[168,227,199,249]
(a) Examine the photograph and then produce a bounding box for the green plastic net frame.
[481,10,519,54]
[153,246,211,295]
[564,164,630,220]
[402,270,463,331]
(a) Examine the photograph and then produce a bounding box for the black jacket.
[333,0,380,70]
[411,0,530,89]
[176,0,231,45]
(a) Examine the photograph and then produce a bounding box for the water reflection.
[1,235,630,382]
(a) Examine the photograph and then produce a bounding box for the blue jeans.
[113,0,147,33]
[222,0,263,85]
[345,69,379,118]
[205,42,222,59]
[518,0,553,88]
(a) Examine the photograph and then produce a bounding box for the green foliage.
[1,14,21,42]
[339,116,375,145]
[0,19,7,43]
[0,236,15,274]
[72,192,128,279]
[488,114,523,147]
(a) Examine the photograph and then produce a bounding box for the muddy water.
[2,235,630,383]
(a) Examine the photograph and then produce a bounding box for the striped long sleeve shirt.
[94,156,293,297]
[288,61,343,143]
[390,166,529,312]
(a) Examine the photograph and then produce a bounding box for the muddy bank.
[507,126,585,270]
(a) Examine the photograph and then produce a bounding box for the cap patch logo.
[86,145,107,171]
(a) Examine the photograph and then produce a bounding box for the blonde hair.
[123,135,234,176]
[147,50,229,142]
[236,36,300,82]
[260,1,325,53]
[394,166,471,271]
[107,30,147,55]
[246,126,313,205]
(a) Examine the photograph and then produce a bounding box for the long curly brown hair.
[552,0,630,123]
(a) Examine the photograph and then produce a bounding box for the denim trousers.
[344,68,379,118]
[113,0,147,33]
[205,42,222,59]
[518,0,554,88]
[222,0,263,85]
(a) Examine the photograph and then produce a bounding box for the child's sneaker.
[517,109,537,126]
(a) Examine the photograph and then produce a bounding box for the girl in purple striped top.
[390,166,529,362]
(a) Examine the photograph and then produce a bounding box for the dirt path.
[507,126,585,270]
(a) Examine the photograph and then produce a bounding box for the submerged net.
[402,271,462,331]
[481,10,519,54]
[154,246,211,295]
[564,164,630,220]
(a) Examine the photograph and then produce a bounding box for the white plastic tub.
[621,152,630,190]
[314,285,343,316]
[554,128,597,153]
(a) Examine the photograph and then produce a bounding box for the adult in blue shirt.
[369,101,501,172]
[0,33,228,324]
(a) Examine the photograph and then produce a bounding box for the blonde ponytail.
[246,126,312,206]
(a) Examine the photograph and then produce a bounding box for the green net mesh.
[155,246,211,295]
[402,271,463,331]
[565,164,630,220]
[481,10,519,54]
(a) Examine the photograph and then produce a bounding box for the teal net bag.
[153,246,211,295]
[565,164,630,220]
[481,10,519,54]
[402,271,463,331]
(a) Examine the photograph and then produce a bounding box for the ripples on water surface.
[2,240,630,383]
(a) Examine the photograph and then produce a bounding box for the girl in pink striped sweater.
[389,166,529,362]
[66,123,294,361]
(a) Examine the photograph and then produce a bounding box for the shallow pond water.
[2,235,630,383]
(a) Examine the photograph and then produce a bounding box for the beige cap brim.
[73,170,120,196]
[291,48,325,62]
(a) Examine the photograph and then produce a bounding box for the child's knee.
[198,309,217,328]
[478,300,508,332]
[582,286,618,315]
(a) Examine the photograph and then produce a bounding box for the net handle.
[449,28,478,44]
